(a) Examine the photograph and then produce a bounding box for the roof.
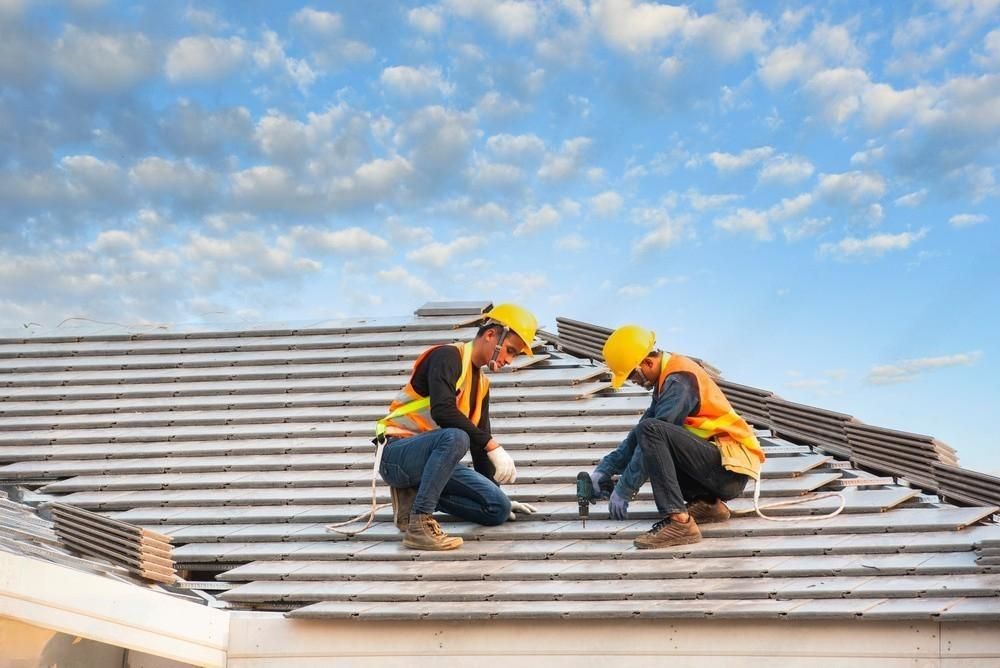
[1,301,999,624]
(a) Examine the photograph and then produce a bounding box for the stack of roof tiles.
[1,302,998,622]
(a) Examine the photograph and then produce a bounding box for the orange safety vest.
[657,353,766,479]
[376,342,489,441]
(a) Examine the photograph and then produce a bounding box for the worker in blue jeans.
[376,304,539,551]
[590,325,764,549]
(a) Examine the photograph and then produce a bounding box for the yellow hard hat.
[603,324,656,388]
[483,303,537,356]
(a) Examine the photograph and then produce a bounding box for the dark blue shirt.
[594,371,700,498]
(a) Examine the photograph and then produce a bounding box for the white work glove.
[487,445,517,484]
[508,500,537,521]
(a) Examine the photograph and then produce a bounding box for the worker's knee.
[437,428,470,456]
[637,417,670,440]
[637,418,687,451]
[480,492,512,526]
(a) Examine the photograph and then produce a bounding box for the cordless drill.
[576,471,614,526]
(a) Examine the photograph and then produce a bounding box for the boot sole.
[633,533,702,550]
[402,537,464,551]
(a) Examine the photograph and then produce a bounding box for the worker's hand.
[508,500,537,521]
[487,446,517,484]
[590,471,609,500]
[609,489,629,520]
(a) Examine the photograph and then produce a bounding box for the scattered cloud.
[514,204,560,236]
[949,213,988,227]
[408,6,444,34]
[590,191,624,217]
[758,154,815,185]
[867,351,983,385]
[406,235,486,267]
[820,228,929,259]
[707,146,774,172]
[165,35,248,83]
[816,171,887,206]
[381,65,454,97]
[894,189,928,207]
[538,137,592,181]
[54,26,156,91]
[555,234,589,251]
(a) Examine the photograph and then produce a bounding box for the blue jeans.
[636,419,749,515]
[378,428,511,526]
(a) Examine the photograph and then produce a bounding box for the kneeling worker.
[377,304,538,551]
[591,325,765,548]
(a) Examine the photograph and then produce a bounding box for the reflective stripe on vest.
[376,341,488,440]
[657,353,766,478]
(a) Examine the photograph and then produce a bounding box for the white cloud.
[53,26,156,91]
[555,234,589,251]
[817,171,887,206]
[444,0,538,40]
[682,10,770,61]
[253,30,316,92]
[758,43,822,89]
[393,106,477,176]
[758,155,815,184]
[617,284,649,298]
[867,351,982,385]
[465,159,523,190]
[377,267,436,299]
[758,23,864,89]
[332,156,414,203]
[485,133,545,162]
[590,0,690,54]
[538,137,592,181]
[820,228,929,259]
[769,193,814,220]
[783,217,830,242]
[804,67,870,124]
[292,226,390,254]
[714,208,772,241]
[687,191,741,211]
[166,35,248,83]
[514,204,560,236]
[590,191,624,217]
[406,235,486,267]
[707,146,774,172]
[291,7,343,36]
[475,91,525,118]
[129,157,217,203]
[894,189,928,207]
[409,6,444,33]
[381,65,454,96]
[632,208,688,253]
[850,146,885,166]
[949,213,988,227]
[867,203,884,223]
[975,28,1000,69]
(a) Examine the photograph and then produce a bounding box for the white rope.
[735,477,847,522]
[325,437,391,535]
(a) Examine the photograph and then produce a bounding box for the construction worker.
[589,325,765,549]
[376,304,539,551]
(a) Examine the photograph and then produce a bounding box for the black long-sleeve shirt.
[409,345,494,475]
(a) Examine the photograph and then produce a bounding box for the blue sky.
[1,1,997,474]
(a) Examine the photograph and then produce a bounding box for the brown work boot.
[633,516,702,550]
[402,513,463,551]
[390,486,417,531]
[687,498,731,525]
